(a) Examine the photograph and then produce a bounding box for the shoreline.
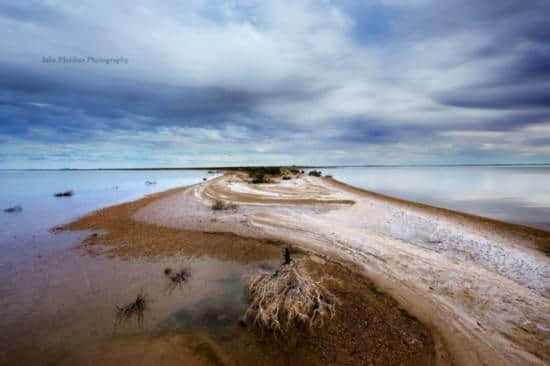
[59,172,549,365]
[325,177,550,255]
[56,176,439,365]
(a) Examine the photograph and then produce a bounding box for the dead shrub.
[115,292,147,326]
[165,268,192,294]
[243,261,338,334]
[169,268,191,284]
[211,199,236,211]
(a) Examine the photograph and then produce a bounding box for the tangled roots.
[243,261,338,333]
[115,292,147,326]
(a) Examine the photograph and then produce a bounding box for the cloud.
[0,0,549,168]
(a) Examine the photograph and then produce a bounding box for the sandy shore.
[62,180,436,365]
[65,172,549,365]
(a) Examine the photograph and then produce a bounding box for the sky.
[1,0,549,168]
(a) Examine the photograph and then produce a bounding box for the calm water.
[322,165,550,230]
[0,169,278,365]
[0,170,213,244]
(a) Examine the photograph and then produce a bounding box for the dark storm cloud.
[2,78,269,150]
[396,0,549,40]
[0,59,322,136]
[397,0,550,116]
[0,2,63,25]
[437,84,550,110]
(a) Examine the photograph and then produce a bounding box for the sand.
[127,172,550,366]
[60,178,438,365]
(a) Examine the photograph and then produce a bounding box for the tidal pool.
[0,228,276,365]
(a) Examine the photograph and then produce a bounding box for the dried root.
[165,268,192,294]
[243,261,338,333]
[115,292,147,326]
[170,268,191,284]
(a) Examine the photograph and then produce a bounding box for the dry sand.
[127,172,550,366]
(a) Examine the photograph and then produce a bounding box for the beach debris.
[53,190,73,197]
[166,268,192,293]
[282,176,291,180]
[169,268,191,284]
[308,170,322,177]
[203,177,207,181]
[83,233,100,245]
[115,292,147,326]
[4,205,22,213]
[49,226,64,233]
[145,180,157,185]
[243,260,338,333]
[211,199,237,211]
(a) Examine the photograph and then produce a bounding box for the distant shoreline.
[2,162,550,171]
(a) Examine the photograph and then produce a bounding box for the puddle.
[0,230,277,365]
[162,274,247,333]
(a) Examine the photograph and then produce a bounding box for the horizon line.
[2,163,550,171]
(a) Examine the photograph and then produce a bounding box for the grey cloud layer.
[0,0,549,167]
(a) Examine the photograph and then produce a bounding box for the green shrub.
[242,166,282,183]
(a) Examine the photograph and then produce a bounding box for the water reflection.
[0,222,276,365]
[324,166,550,229]
[0,169,212,243]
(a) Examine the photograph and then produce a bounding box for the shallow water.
[0,227,277,365]
[322,165,550,230]
[0,170,215,243]
[0,169,245,365]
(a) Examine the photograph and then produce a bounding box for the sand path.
[134,173,550,366]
